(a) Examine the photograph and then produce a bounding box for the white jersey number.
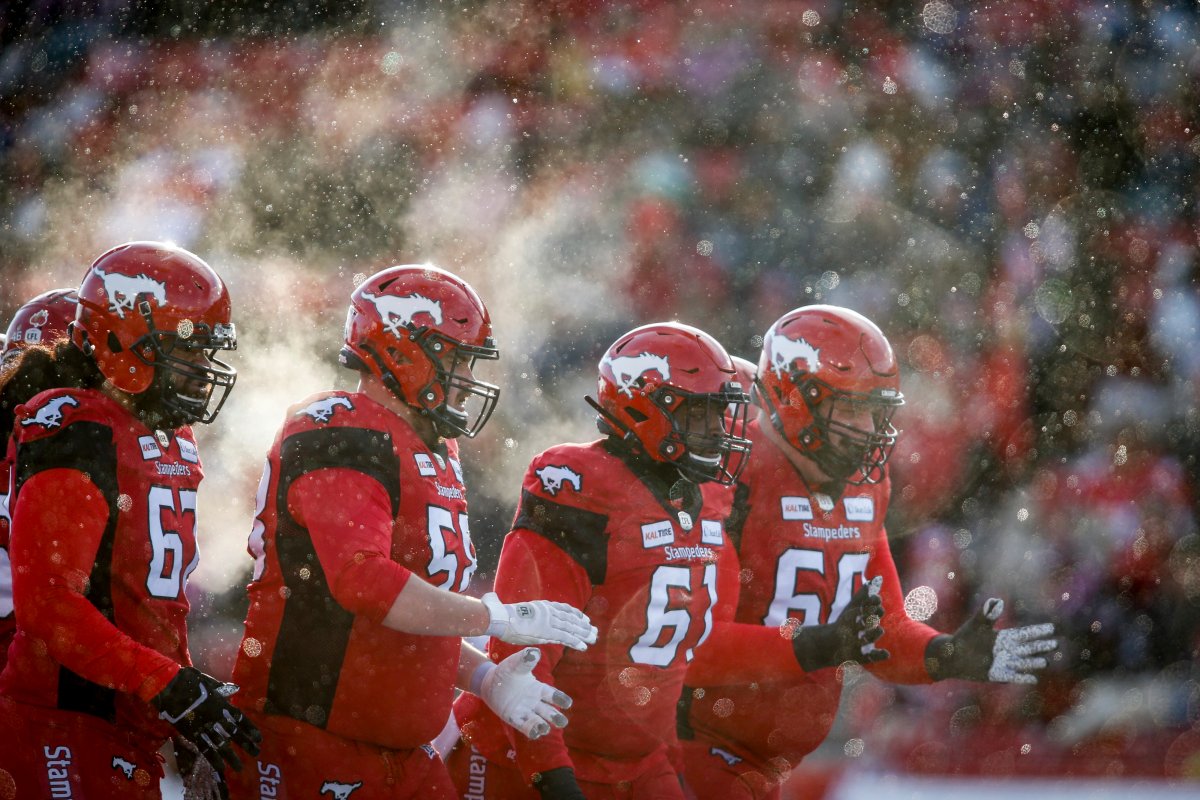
[146,485,199,599]
[630,563,718,667]
[427,504,476,592]
[247,460,271,582]
[764,549,870,627]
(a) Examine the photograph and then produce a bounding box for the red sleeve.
[687,621,809,685]
[688,536,809,685]
[866,527,940,684]
[490,528,592,781]
[11,470,180,702]
[288,468,412,623]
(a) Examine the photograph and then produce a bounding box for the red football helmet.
[594,322,752,485]
[340,264,500,438]
[757,305,903,485]
[71,241,237,426]
[2,288,79,363]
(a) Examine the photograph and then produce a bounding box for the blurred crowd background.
[2,0,1198,795]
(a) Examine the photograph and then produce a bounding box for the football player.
[224,265,597,800]
[0,243,257,799]
[677,305,1058,799]
[0,288,79,670]
[448,322,768,800]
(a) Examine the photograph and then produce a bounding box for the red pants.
[224,711,457,800]
[0,696,164,800]
[446,742,687,800]
[678,738,783,800]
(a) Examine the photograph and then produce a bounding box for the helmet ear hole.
[625,406,649,423]
[107,331,124,354]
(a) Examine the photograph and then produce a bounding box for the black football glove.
[532,766,587,800]
[925,598,1057,683]
[152,667,262,773]
[792,576,890,671]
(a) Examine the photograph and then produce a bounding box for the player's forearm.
[381,576,492,637]
[11,472,182,700]
[687,620,809,685]
[22,590,181,699]
[867,617,940,684]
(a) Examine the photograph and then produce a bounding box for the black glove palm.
[925,598,1057,683]
[152,667,262,773]
[792,576,889,671]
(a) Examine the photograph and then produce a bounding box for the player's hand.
[172,736,225,800]
[152,667,262,773]
[926,598,1057,683]
[791,576,889,671]
[476,648,573,740]
[482,592,599,651]
[532,766,587,800]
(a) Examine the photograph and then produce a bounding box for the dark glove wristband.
[533,766,587,800]
[924,634,957,681]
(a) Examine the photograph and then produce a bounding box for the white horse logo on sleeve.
[320,781,363,799]
[111,756,137,779]
[603,352,671,397]
[535,465,583,496]
[93,268,167,320]
[20,395,80,429]
[767,334,821,378]
[361,292,442,336]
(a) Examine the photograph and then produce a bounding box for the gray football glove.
[926,598,1057,683]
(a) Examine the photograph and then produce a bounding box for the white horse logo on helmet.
[21,395,79,429]
[93,267,167,320]
[603,352,671,397]
[361,292,442,336]
[767,333,821,378]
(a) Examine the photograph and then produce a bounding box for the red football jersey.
[0,388,202,744]
[232,390,478,750]
[682,418,940,771]
[456,438,738,784]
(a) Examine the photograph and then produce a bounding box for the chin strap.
[754,375,798,448]
[585,395,640,446]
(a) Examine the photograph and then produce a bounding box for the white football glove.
[474,648,573,740]
[482,592,598,651]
